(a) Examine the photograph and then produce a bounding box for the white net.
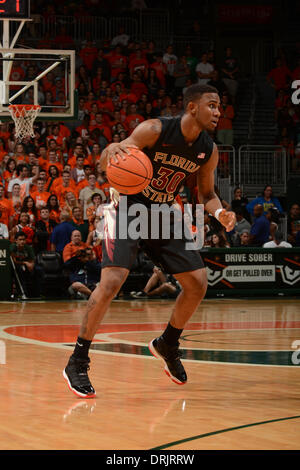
[8,105,41,141]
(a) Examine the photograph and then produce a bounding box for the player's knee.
[99,269,128,298]
[181,270,207,296]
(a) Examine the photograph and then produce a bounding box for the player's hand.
[218,209,236,232]
[105,143,139,166]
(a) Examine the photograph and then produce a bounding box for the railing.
[250,40,274,74]
[21,11,171,45]
[215,144,289,203]
[237,145,287,196]
[287,148,300,179]
[216,145,237,182]
[21,11,213,53]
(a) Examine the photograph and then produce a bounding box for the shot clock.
[0,0,30,19]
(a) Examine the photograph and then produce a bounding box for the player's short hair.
[183,84,219,110]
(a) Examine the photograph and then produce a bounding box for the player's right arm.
[99,119,162,170]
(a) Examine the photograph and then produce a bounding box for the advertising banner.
[218,5,273,24]
[203,248,300,296]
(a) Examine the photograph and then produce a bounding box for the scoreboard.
[0,0,30,19]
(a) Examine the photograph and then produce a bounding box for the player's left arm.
[196,143,236,232]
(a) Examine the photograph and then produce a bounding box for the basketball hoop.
[8,104,41,141]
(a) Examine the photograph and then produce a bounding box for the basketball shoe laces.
[74,360,92,388]
[164,343,183,362]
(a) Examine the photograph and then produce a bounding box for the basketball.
[106,147,153,195]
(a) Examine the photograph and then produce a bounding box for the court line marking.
[150,415,300,450]
[0,324,299,367]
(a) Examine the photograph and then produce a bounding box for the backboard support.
[0,13,76,123]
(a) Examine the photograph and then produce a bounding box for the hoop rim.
[8,104,41,111]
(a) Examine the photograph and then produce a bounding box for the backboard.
[0,47,76,121]
[0,2,76,123]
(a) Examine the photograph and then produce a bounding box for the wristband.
[214,208,223,221]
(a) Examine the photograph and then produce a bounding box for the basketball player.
[63,84,236,397]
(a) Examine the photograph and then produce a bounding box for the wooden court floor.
[0,297,300,450]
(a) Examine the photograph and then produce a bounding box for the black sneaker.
[148,336,187,385]
[63,355,96,398]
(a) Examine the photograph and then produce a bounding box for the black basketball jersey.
[127,116,214,207]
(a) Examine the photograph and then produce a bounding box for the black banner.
[203,248,300,296]
[0,239,12,300]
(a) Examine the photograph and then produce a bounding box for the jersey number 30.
[151,167,186,194]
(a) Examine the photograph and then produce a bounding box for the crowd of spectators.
[0,19,298,299]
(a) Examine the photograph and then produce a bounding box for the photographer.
[64,247,101,299]
[9,231,41,297]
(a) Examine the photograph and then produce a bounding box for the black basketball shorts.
[101,200,205,275]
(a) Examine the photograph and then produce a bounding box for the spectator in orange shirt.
[119,87,138,105]
[21,195,38,225]
[13,143,28,165]
[129,49,149,79]
[54,25,75,50]
[68,143,92,168]
[89,112,112,142]
[86,192,105,232]
[79,40,98,72]
[10,64,25,90]
[89,143,102,167]
[89,103,100,127]
[95,163,111,201]
[31,178,51,212]
[46,124,67,151]
[150,52,167,88]
[97,93,115,118]
[83,92,97,114]
[106,45,128,80]
[52,170,76,199]
[76,165,94,193]
[0,184,13,228]
[216,93,235,145]
[43,150,64,174]
[57,168,76,191]
[2,158,17,195]
[0,123,11,142]
[123,103,145,134]
[92,67,105,95]
[37,144,48,168]
[46,194,61,224]
[42,71,56,97]
[267,58,292,91]
[46,165,60,193]
[47,139,63,163]
[130,72,149,101]
[0,137,7,163]
[63,229,87,262]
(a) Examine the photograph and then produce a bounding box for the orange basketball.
[106,148,153,195]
